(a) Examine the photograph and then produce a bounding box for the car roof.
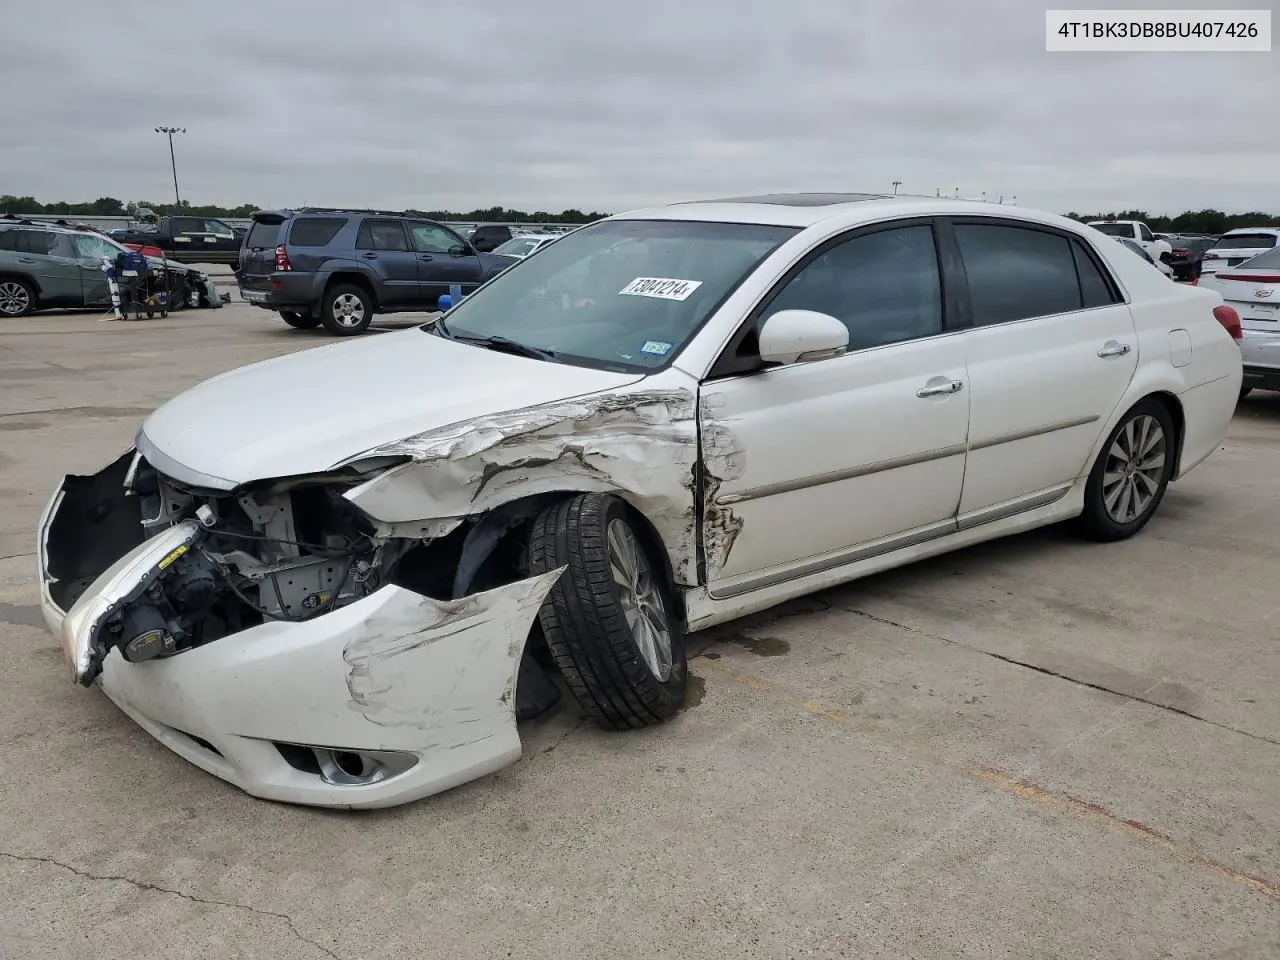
[608,193,1073,231]
[1218,226,1280,236]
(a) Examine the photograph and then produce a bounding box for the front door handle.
[1098,341,1132,358]
[917,379,964,398]
[418,254,433,262]
[361,252,378,259]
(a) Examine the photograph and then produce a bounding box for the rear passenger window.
[1070,239,1119,308]
[765,224,942,350]
[289,217,347,247]
[954,223,1081,325]
[356,220,409,252]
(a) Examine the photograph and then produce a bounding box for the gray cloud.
[2,0,1277,215]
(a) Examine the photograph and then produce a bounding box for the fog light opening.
[279,745,420,787]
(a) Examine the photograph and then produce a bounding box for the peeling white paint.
[344,388,704,584]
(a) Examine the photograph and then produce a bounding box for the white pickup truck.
[1087,220,1173,262]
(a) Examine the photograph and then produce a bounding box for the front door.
[406,221,485,302]
[354,220,421,306]
[700,220,971,597]
[945,219,1139,522]
[71,232,126,305]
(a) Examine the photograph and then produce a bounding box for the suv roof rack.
[294,206,409,217]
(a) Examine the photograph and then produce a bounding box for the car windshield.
[493,237,545,257]
[1213,233,1278,251]
[426,218,799,371]
[1236,247,1280,270]
[1091,223,1133,237]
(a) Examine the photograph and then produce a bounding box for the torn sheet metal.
[698,391,746,580]
[344,388,704,584]
[92,568,564,809]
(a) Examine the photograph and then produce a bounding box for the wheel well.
[0,272,39,295]
[323,272,377,308]
[1144,390,1185,476]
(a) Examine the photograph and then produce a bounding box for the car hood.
[137,328,644,489]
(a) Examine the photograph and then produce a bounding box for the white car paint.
[1087,220,1172,261]
[491,233,561,258]
[38,194,1242,808]
[1200,227,1280,278]
[1197,249,1280,392]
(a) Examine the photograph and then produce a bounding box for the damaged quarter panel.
[343,371,704,585]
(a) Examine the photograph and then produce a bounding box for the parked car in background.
[39,193,1242,809]
[1162,234,1217,281]
[0,220,218,317]
[1087,219,1173,262]
[1197,246,1280,397]
[1200,227,1280,279]
[491,233,561,259]
[468,224,520,252]
[114,215,243,268]
[237,207,517,335]
[1114,236,1175,278]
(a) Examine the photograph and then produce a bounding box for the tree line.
[1063,209,1278,234]
[0,195,611,224]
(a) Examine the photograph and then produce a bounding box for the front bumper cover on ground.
[38,477,564,809]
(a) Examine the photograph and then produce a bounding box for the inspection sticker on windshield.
[619,277,703,301]
[640,340,673,356]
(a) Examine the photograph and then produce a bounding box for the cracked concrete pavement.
[1,282,1278,959]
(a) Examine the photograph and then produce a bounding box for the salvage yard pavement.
[1,293,1278,960]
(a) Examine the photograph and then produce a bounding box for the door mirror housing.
[757,309,850,365]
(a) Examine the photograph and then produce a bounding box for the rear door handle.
[917,379,964,398]
[1098,341,1131,358]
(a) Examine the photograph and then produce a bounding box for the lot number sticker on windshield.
[640,340,673,356]
[619,277,703,301]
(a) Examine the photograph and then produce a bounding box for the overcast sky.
[4,0,1277,215]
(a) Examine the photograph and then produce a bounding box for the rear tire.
[0,278,35,317]
[1077,399,1176,542]
[280,310,321,329]
[528,494,687,730]
[321,284,373,335]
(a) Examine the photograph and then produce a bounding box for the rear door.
[238,214,287,301]
[406,221,484,300]
[354,220,420,305]
[944,218,1138,522]
[0,229,82,306]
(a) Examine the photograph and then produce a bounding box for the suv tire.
[321,284,373,336]
[280,310,321,329]
[0,278,36,317]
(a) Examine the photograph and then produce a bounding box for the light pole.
[155,126,186,209]
[892,179,902,195]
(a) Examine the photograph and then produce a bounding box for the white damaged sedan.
[38,194,1243,808]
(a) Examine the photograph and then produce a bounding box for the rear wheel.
[0,279,35,317]
[1077,399,1175,542]
[321,284,373,335]
[280,310,321,329]
[528,494,686,730]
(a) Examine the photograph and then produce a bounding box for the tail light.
[1172,248,1189,257]
[274,244,292,271]
[1214,273,1280,284]
[1213,305,1242,340]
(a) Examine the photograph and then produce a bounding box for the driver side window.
[765,225,943,352]
[72,234,118,261]
[1139,224,1155,242]
[409,222,464,254]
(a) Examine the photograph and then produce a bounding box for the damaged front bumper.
[37,471,563,810]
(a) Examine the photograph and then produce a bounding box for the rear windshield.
[289,217,347,247]
[1214,233,1278,251]
[1234,247,1280,270]
[246,220,283,249]
[1090,223,1134,237]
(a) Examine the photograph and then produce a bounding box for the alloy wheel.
[1102,414,1166,524]
[0,281,31,316]
[606,518,673,682]
[332,293,366,328]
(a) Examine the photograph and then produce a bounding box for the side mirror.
[757,309,849,365]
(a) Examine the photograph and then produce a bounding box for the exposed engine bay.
[44,450,560,715]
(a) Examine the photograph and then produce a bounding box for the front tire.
[321,284,373,335]
[280,310,321,329]
[529,493,687,730]
[1077,399,1175,542]
[0,278,36,317]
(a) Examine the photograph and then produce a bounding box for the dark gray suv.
[237,208,517,335]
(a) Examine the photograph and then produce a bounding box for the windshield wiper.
[435,323,557,362]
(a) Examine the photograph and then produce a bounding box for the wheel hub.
[1102,414,1166,525]
[606,518,673,682]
